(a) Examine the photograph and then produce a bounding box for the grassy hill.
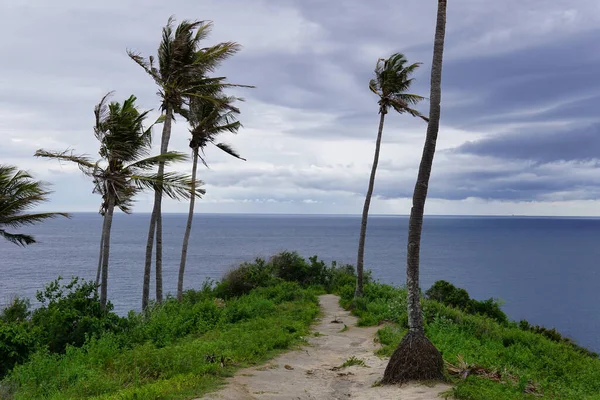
[2,252,599,399]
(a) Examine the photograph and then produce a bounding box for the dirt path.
[200,294,451,400]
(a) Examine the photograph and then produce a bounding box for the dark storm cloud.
[456,123,600,163]
[441,30,600,129]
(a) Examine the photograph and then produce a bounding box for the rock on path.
[200,294,451,400]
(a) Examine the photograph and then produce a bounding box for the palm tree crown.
[36,93,204,210]
[128,17,244,116]
[0,166,69,246]
[369,53,427,119]
[188,95,244,162]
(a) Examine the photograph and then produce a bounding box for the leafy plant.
[32,277,126,354]
[426,280,508,324]
[340,356,368,368]
[1,297,30,323]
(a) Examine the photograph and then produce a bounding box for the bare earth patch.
[200,294,451,399]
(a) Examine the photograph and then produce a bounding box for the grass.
[341,282,600,400]
[1,283,320,399]
[340,356,368,368]
[3,253,599,400]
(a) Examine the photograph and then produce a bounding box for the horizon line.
[36,211,600,219]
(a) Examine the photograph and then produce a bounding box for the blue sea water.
[2,213,600,352]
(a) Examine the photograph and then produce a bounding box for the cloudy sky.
[2,0,600,216]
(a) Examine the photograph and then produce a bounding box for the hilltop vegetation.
[2,252,599,399]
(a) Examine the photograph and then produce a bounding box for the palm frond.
[0,165,70,246]
[127,151,188,171]
[215,143,246,161]
[194,41,242,72]
[0,212,70,229]
[0,229,36,247]
[34,150,96,176]
[126,51,160,84]
[131,172,205,200]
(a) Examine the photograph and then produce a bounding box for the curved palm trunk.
[96,233,104,287]
[383,0,447,384]
[177,146,199,301]
[355,111,386,299]
[142,105,173,310]
[155,208,164,304]
[100,195,116,310]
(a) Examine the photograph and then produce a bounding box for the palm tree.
[36,93,203,309]
[128,16,246,309]
[355,53,427,300]
[383,0,447,384]
[177,94,244,301]
[0,165,69,246]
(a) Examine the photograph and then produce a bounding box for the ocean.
[2,213,599,352]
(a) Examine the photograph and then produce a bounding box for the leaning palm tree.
[128,16,246,309]
[383,0,447,383]
[355,53,427,300]
[36,93,203,310]
[0,165,69,246]
[177,94,244,301]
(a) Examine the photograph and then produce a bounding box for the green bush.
[426,280,471,308]
[215,258,279,298]
[1,297,31,323]
[214,252,359,298]
[518,319,598,358]
[270,251,315,285]
[32,277,126,354]
[425,280,508,324]
[0,321,35,377]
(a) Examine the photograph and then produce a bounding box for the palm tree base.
[382,330,444,384]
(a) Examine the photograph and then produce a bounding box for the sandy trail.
[200,294,451,400]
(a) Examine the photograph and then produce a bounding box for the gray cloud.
[455,123,600,163]
[2,0,600,214]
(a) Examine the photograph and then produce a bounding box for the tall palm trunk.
[142,105,173,310]
[155,207,164,304]
[100,195,116,310]
[177,146,199,301]
[383,0,447,384]
[406,0,446,337]
[355,110,386,299]
[96,233,104,287]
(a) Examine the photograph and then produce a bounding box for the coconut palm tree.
[383,0,447,384]
[0,165,69,246]
[177,94,244,301]
[355,53,427,300]
[36,93,203,310]
[128,16,246,309]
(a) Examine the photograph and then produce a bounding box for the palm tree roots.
[382,330,444,384]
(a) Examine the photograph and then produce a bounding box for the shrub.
[425,280,508,324]
[215,258,278,298]
[1,297,31,323]
[0,320,35,377]
[269,251,313,284]
[32,277,126,354]
[425,280,470,308]
[518,319,598,358]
